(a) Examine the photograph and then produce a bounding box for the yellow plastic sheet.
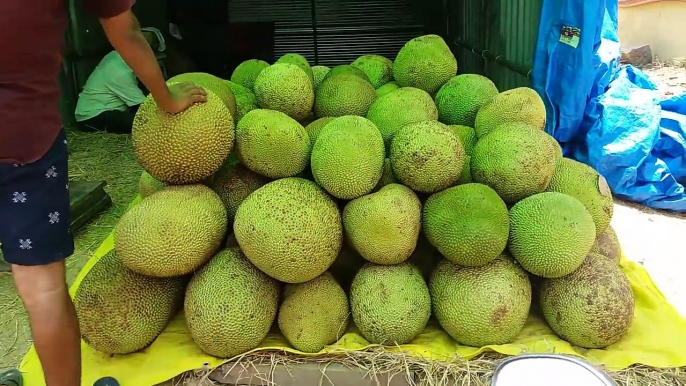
[18,197,686,386]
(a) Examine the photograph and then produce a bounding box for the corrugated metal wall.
[448,0,542,91]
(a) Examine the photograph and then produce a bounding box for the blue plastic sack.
[532,0,686,212]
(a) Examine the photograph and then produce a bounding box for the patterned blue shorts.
[0,130,74,266]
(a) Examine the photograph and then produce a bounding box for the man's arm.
[95,7,206,113]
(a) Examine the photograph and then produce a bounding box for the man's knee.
[12,260,69,309]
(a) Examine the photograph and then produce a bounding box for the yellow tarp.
[18,197,686,385]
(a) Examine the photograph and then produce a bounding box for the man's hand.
[158,82,208,114]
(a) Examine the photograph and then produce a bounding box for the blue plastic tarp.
[532,0,686,212]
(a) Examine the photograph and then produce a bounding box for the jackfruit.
[429,254,532,347]
[457,155,473,185]
[132,86,234,184]
[423,183,509,266]
[311,116,385,199]
[225,81,259,122]
[276,53,314,83]
[278,272,350,353]
[233,178,343,283]
[375,81,400,98]
[539,253,635,349]
[590,225,621,265]
[372,157,397,191]
[185,248,280,358]
[329,245,367,293]
[449,125,477,156]
[210,162,271,226]
[114,184,227,277]
[312,65,331,90]
[474,87,546,138]
[548,133,563,159]
[508,192,596,278]
[407,233,443,281]
[343,183,421,265]
[168,73,237,122]
[253,63,314,121]
[366,87,438,149]
[235,109,311,178]
[351,55,394,89]
[304,117,335,147]
[350,262,431,345]
[545,157,614,236]
[393,35,458,95]
[323,65,371,84]
[74,250,186,355]
[138,171,166,198]
[230,59,270,91]
[436,74,499,127]
[470,123,556,204]
[314,75,377,117]
[390,121,464,194]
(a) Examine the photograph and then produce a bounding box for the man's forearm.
[100,11,173,108]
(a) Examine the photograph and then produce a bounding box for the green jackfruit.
[138,171,166,198]
[375,81,400,98]
[254,63,314,121]
[233,178,343,283]
[372,157,397,191]
[350,262,431,345]
[311,116,385,199]
[351,55,394,89]
[436,74,499,127]
[276,53,314,83]
[312,65,331,90]
[235,109,311,178]
[168,72,237,122]
[185,248,280,358]
[390,121,464,194]
[304,117,335,147]
[540,253,635,348]
[393,35,458,95]
[230,59,270,91]
[343,183,421,265]
[323,65,371,84]
[423,183,509,266]
[449,125,477,156]
[509,192,596,278]
[210,162,271,226]
[74,250,186,355]
[429,254,532,347]
[457,155,473,185]
[114,184,227,277]
[474,87,546,138]
[590,225,621,265]
[225,81,259,122]
[314,75,377,117]
[278,272,350,353]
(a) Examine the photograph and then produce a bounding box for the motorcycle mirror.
[491,354,617,386]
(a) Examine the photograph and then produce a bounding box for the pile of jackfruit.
[73,34,634,360]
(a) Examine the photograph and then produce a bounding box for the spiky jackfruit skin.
[304,117,335,147]
[429,255,532,347]
[470,123,556,204]
[423,183,509,266]
[436,74,499,127]
[114,185,227,277]
[590,225,621,265]
[138,171,166,198]
[449,125,477,156]
[312,65,331,90]
[311,116,385,199]
[233,178,343,283]
[74,250,187,355]
[225,81,259,122]
[474,87,546,138]
[457,155,473,185]
[210,162,271,226]
[547,133,564,159]
[350,262,431,345]
[132,86,234,185]
[254,63,314,121]
[393,34,458,95]
[372,157,397,192]
[366,87,438,149]
[230,59,270,91]
[235,109,311,178]
[323,65,371,84]
[508,192,596,278]
[375,81,400,98]
[314,75,377,117]
[390,121,464,194]
[545,157,614,236]
[539,253,635,349]
[168,73,237,122]
[278,272,350,353]
[351,55,394,89]
[185,248,280,358]
[343,184,421,265]
[276,53,314,82]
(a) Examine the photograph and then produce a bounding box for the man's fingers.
[191,94,208,103]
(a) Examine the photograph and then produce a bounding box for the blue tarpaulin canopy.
[532,0,686,212]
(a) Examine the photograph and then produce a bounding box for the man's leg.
[80,109,137,134]
[0,130,80,386]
